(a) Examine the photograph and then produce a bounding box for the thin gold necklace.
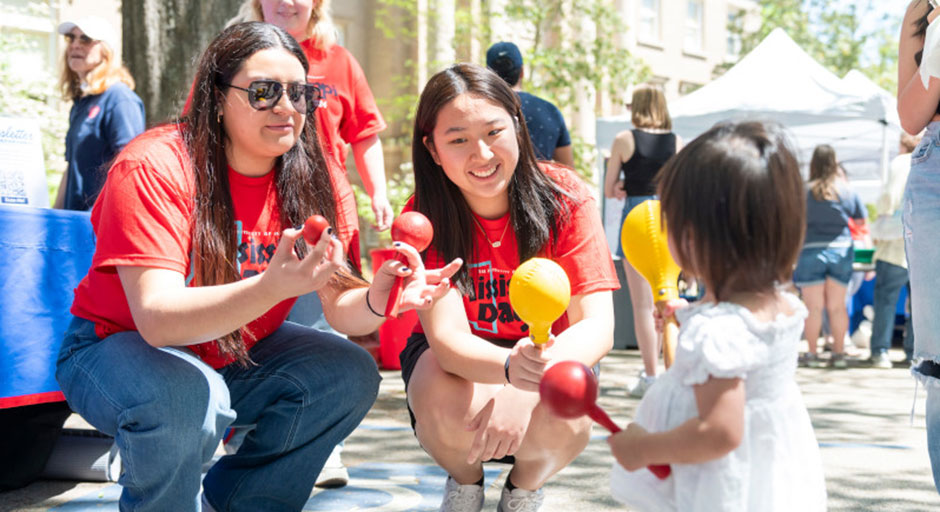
[471,215,510,248]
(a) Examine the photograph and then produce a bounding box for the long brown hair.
[808,144,841,201]
[657,121,806,301]
[183,21,358,364]
[411,63,569,295]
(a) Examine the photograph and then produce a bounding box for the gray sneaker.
[629,371,656,398]
[830,353,848,369]
[440,475,484,512]
[497,485,544,512]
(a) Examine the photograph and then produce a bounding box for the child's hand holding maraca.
[607,423,655,472]
[653,298,688,336]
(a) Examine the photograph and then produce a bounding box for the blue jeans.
[869,260,913,358]
[904,120,940,493]
[56,317,380,511]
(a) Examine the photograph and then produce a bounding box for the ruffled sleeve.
[675,304,768,386]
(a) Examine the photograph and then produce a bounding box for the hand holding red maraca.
[539,361,671,479]
[384,212,434,318]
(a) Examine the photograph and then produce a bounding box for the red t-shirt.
[408,163,619,341]
[302,41,387,268]
[70,124,296,369]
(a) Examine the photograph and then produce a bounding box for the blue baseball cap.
[486,41,523,72]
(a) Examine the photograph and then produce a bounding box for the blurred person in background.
[54,15,144,211]
[229,0,392,266]
[794,145,867,369]
[486,41,574,168]
[603,84,680,397]
[868,132,920,369]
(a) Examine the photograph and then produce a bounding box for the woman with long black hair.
[400,63,618,512]
[55,22,458,511]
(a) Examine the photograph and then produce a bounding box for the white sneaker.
[869,351,893,369]
[315,445,349,488]
[496,484,544,512]
[629,371,656,398]
[440,475,484,512]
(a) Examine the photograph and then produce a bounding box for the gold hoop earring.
[217,111,222,124]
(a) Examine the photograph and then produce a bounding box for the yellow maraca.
[620,199,682,368]
[509,258,571,346]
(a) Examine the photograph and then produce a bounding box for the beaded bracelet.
[504,354,512,384]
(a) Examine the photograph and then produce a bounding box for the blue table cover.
[0,205,94,408]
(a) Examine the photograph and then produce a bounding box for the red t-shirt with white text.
[70,124,296,369]
[408,163,619,341]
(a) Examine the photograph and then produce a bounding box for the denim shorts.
[617,195,657,258]
[793,244,854,287]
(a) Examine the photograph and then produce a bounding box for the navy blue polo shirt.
[63,82,145,210]
[517,91,571,161]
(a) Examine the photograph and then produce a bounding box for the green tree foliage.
[501,0,649,178]
[504,0,649,115]
[724,0,899,91]
[362,0,648,241]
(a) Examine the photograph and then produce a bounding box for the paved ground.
[1,346,938,511]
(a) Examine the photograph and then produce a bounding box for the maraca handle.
[588,405,621,433]
[590,406,672,480]
[383,254,408,318]
[662,316,678,369]
[384,275,404,318]
[655,301,678,369]
[648,464,671,479]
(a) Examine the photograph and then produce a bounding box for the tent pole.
[880,120,890,185]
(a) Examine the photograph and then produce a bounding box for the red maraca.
[302,214,330,245]
[384,211,434,318]
[539,361,671,480]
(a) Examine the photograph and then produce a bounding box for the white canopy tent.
[596,28,901,255]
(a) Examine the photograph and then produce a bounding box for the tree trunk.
[122,0,244,123]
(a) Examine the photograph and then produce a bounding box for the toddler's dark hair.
[657,121,806,300]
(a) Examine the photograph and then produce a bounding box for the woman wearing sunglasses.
[55,22,459,512]
[54,15,145,211]
[229,0,393,269]
[226,0,394,486]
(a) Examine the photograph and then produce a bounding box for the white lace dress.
[611,293,827,511]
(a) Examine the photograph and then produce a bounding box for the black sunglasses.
[64,33,95,45]
[223,80,322,114]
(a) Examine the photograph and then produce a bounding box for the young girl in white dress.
[607,121,827,511]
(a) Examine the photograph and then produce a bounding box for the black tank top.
[620,130,677,196]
